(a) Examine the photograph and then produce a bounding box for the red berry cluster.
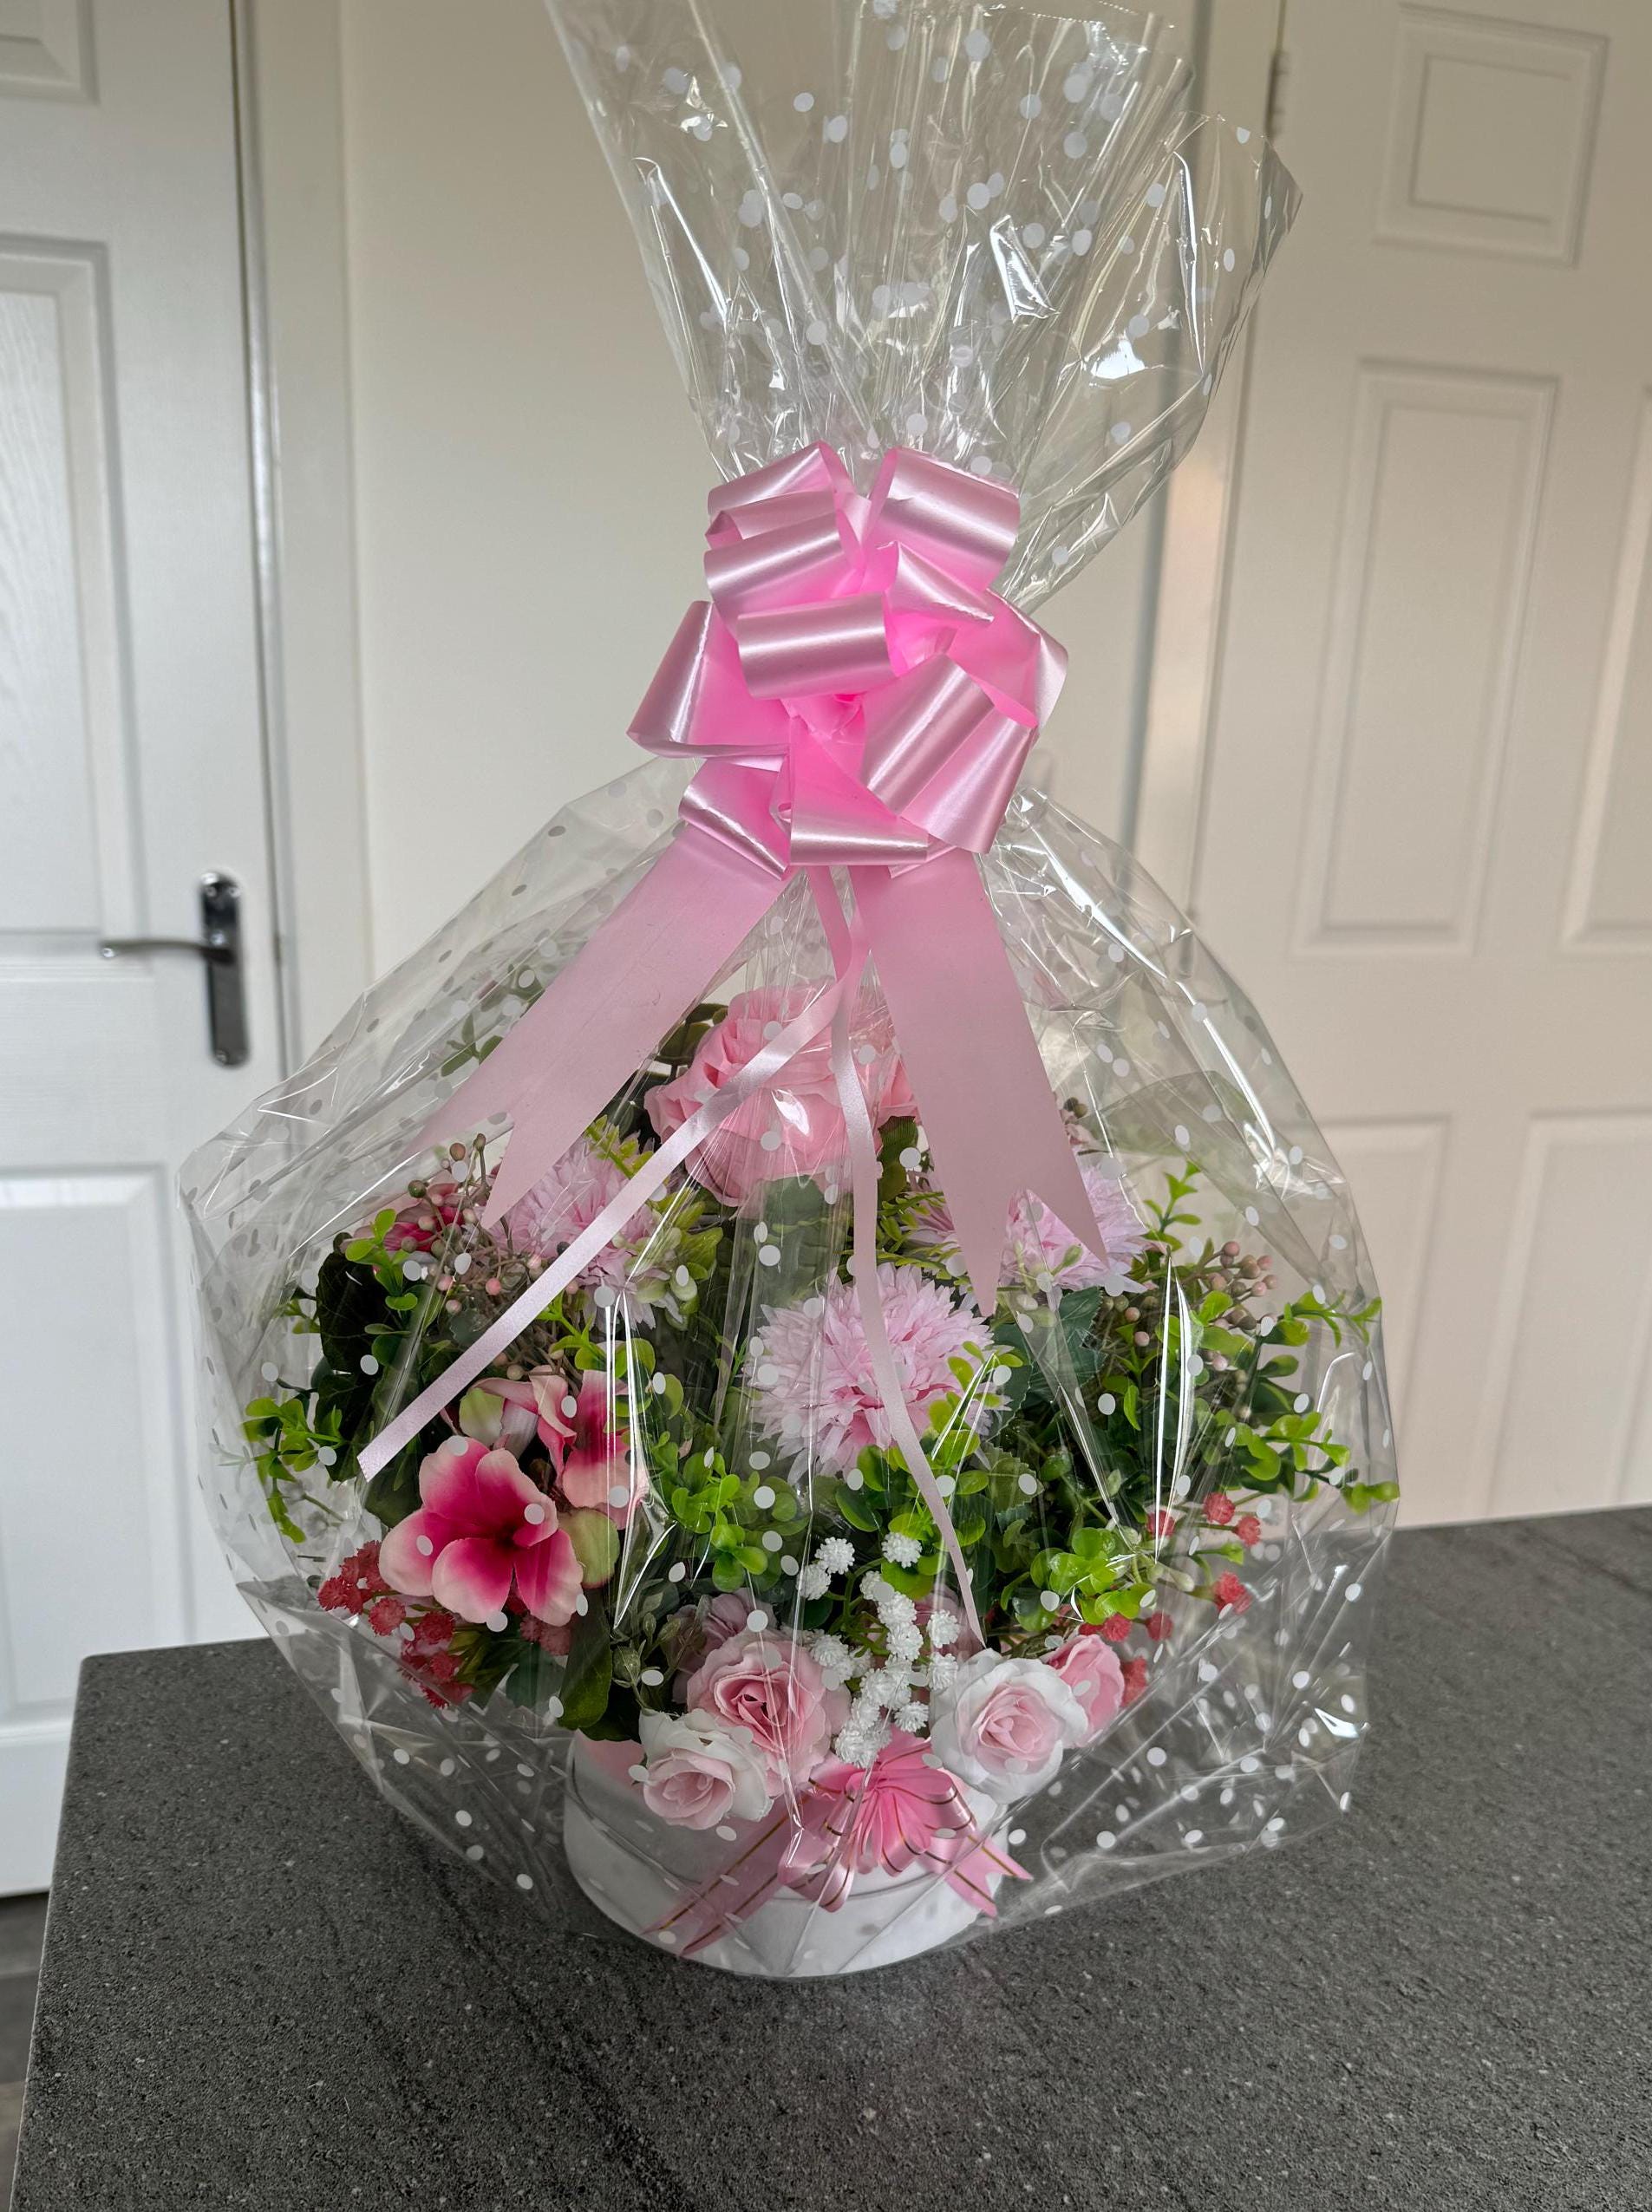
[398,1608,470,1707]
[317,1541,389,1616]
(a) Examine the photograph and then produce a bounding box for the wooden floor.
[0,1897,43,2211]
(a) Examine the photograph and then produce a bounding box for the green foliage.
[558,1608,614,1731]
[362,1441,422,1529]
[247,1084,1392,1739]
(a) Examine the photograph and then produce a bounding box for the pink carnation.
[506,1135,679,1316]
[644,985,915,1206]
[910,1154,1146,1291]
[746,1265,987,1473]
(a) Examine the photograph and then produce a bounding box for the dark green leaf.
[558,1608,614,1732]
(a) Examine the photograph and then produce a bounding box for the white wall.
[336,0,1159,975]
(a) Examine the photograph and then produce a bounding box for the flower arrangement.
[186,0,1401,1980]
[240,979,1389,1961]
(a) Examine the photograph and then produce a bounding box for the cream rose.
[929,1651,1090,1802]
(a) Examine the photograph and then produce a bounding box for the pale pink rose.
[683,1629,851,1791]
[666,1593,753,1700]
[636,1711,773,1830]
[1045,1634,1126,1744]
[645,985,915,1205]
[930,1650,1090,1803]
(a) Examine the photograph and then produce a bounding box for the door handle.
[99,871,250,1067]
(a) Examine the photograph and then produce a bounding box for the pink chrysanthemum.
[746,1265,988,1473]
[506,1133,681,1316]
[909,1155,1146,1292]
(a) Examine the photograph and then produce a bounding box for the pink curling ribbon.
[633,1731,1031,1961]
[359,442,1110,1638]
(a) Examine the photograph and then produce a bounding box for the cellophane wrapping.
[183,0,1398,1977]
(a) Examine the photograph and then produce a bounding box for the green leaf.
[311,1251,390,1433]
[878,1116,919,1205]
[878,1561,934,1600]
[362,1441,422,1525]
[837,1485,881,1532]
[500,1639,563,1711]
[1201,1327,1251,1360]
[558,1608,614,1732]
[576,1684,642,1742]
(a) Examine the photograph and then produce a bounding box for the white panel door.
[0,0,280,1889]
[1179,0,1652,1523]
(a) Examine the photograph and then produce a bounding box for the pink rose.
[636,1711,773,1830]
[930,1651,1089,1803]
[666,1593,753,1700]
[645,985,915,1205]
[1045,1634,1126,1744]
[683,1629,850,1791]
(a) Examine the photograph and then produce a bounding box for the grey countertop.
[12,1511,1652,2211]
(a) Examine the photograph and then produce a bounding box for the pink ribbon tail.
[424,826,786,1226]
[659,1811,802,1959]
[813,876,984,1646]
[857,849,1105,1317]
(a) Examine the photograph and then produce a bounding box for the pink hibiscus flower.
[554,1370,645,1520]
[452,1378,540,1457]
[378,1437,581,1626]
[910,1154,1146,1291]
[644,985,915,1206]
[746,1265,987,1473]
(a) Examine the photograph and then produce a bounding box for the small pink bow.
[644,1730,1030,1960]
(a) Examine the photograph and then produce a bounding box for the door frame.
[232,0,372,1060]
[1129,0,1284,911]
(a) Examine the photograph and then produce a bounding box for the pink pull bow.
[630,443,1064,880]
